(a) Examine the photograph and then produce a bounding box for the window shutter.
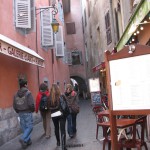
[65,51,72,65]
[79,51,83,64]
[40,8,54,46]
[55,26,64,57]
[26,0,35,33]
[15,0,31,28]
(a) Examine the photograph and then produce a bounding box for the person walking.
[35,83,51,139]
[49,84,68,150]
[13,78,35,149]
[64,84,79,138]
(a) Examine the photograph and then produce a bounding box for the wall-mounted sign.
[0,41,44,67]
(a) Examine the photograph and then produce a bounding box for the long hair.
[50,84,61,105]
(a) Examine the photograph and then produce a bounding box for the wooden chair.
[96,113,111,150]
[118,115,148,150]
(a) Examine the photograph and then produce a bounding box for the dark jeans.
[67,113,77,136]
[19,112,33,143]
[52,115,67,149]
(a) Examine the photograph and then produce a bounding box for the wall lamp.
[36,4,59,33]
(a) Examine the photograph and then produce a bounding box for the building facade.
[0,0,70,145]
[63,0,87,97]
[81,0,150,94]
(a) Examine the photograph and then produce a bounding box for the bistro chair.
[118,115,148,150]
[96,113,111,150]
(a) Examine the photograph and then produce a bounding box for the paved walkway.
[0,99,150,150]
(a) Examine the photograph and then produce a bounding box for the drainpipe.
[35,15,40,87]
[109,0,117,45]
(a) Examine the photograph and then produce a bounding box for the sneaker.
[19,138,27,149]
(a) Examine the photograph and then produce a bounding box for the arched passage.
[70,76,87,99]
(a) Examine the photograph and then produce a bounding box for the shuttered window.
[66,22,76,34]
[40,8,54,46]
[15,0,31,28]
[14,0,35,34]
[105,11,112,45]
[55,26,64,57]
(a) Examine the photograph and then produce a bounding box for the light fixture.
[140,26,144,30]
[36,4,59,33]
[128,45,135,54]
[51,19,59,33]
[137,30,140,34]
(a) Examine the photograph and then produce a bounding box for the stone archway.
[70,75,87,99]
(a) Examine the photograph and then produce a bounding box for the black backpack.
[39,94,48,111]
[60,95,70,116]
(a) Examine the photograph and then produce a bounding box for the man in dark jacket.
[13,79,35,149]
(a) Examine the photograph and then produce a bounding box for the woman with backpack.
[35,83,51,139]
[49,84,68,150]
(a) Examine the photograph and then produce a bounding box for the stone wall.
[0,107,41,146]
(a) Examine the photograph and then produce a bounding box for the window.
[105,11,112,45]
[72,50,82,65]
[14,0,35,34]
[65,50,82,65]
[66,22,76,34]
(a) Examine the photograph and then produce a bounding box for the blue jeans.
[67,113,77,136]
[19,112,33,143]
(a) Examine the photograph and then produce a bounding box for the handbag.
[51,110,62,117]
[71,104,80,114]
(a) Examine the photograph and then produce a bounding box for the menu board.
[109,54,150,110]
[89,78,100,92]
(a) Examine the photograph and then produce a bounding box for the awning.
[116,0,150,51]
[92,62,105,72]
[0,34,45,67]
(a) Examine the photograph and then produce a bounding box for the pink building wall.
[0,0,70,108]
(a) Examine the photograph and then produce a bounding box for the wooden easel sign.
[105,44,150,150]
[89,78,101,105]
